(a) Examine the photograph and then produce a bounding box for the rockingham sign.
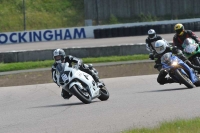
[0,27,88,44]
[1,18,200,45]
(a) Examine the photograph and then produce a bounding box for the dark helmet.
[174,23,184,36]
[53,49,66,63]
[148,29,157,39]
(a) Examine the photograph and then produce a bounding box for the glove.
[154,64,162,69]
[154,64,159,69]
[74,61,82,69]
[149,53,154,60]
[77,61,82,66]
[172,46,178,54]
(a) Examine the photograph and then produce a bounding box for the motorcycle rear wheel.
[98,86,109,101]
[71,85,92,104]
[175,69,195,88]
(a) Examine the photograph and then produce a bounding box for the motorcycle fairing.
[161,52,199,83]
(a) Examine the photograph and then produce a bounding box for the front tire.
[70,85,92,104]
[175,69,195,88]
[98,86,109,101]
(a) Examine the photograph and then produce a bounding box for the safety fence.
[93,21,200,39]
[85,0,200,21]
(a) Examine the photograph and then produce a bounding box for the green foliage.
[1,0,199,32]
[0,0,84,32]
[109,14,119,24]
[137,13,158,22]
[0,55,148,72]
[101,13,158,25]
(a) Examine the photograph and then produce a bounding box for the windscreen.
[182,38,197,53]
[161,52,172,64]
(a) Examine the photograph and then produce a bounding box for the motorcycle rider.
[173,23,200,51]
[145,29,170,60]
[51,48,100,99]
[154,40,200,85]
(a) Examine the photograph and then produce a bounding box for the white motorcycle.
[55,63,109,104]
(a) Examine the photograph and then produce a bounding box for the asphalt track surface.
[1,32,200,133]
[1,75,200,133]
[1,32,200,52]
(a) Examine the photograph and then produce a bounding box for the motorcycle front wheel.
[71,85,92,104]
[175,69,195,88]
[98,86,109,101]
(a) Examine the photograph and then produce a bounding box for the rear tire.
[98,86,109,101]
[70,85,92,104]
[175,69,195,88]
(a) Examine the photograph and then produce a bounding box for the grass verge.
[123,117,200,133]
[0,54,149,72]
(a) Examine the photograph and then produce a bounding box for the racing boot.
[158,77,175,85]
[166,77,176,83]
[194,80,200,87]
[61,89,72,99]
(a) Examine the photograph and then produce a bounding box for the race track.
[1,75,200,133]
[1,32,200,133]
[1,32,200,52]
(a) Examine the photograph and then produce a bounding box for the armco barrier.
[0,44,148,63]
[195,22,200,31]
[0,42,173,63]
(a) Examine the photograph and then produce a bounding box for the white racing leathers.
[53,63,109,104]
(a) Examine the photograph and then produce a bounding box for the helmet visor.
[54,55,61,61]
[149,34,155,39]
[155,45,165,53]
[175,29,183,35]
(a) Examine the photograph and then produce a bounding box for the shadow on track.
[138,87,191,93]
[30,101,100,109]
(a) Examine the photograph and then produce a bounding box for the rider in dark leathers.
[173,23,200,51]
[145,29,169,60]
[154,40,200,85]
[51,49,100,99]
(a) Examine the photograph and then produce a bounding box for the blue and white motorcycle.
[55,63,109,104]
[161,52,200,88]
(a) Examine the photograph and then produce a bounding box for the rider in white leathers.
[51,49,100,99]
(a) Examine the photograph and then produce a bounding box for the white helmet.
[154,40,167,54]
[148,29,156,39]
[53,49,66,63]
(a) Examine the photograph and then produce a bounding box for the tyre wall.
[0,42,173,63]
[94,21,200,39]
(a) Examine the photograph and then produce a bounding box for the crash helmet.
[148,29,157,39]
[154,40,167,54]
[174,23,184,36]
[53,49,66,63]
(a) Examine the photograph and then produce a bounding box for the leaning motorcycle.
[161,52,200,88]
[55,63,109,104]
[182,38,200,66]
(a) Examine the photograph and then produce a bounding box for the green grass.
[123,118,200,133]
[1,0,198,32]
[0,55,149,72]
[0,0,84,32]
